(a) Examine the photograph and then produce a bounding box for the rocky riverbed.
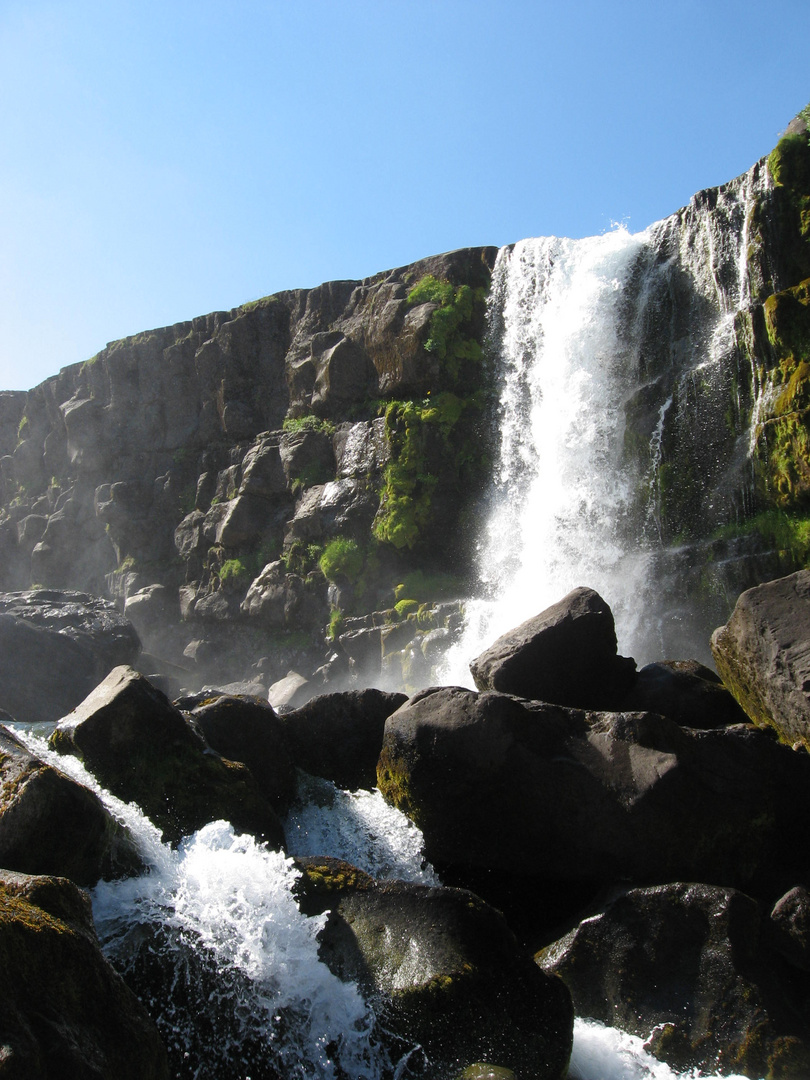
[1,574,809,1078]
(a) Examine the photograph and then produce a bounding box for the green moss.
[394,598,419,618]
[218,558,250,588]
[394,570,461,603]
[16,415,28,441]
[373,391,485,549]
[712,509,810,565]
[326,606,344,642]
[406,275,486,382]
[319,537,363,583]
[282,414,336,438]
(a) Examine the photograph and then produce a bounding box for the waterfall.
[443,162,769,681]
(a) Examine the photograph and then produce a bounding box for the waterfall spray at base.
[442,163,770,682]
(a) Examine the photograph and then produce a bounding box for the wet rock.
[617,659,749,728]
[377,686,810,896]
[0,589,140,673]
[469,588,636,709]
[294,856,573,1080]
[280,688,407,789]
[538,882,810,1079]
[49,666,286,848]
[184,694,296,811]
[0,869,169,1079]
[711,569,810,747]
[0,725,141,885]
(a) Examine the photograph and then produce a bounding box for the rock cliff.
[0,248,497,693]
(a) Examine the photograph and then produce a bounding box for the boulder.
[49,666,286,848]
[0,725,141,885]
[294,856,573,1080]
[771,886,810,972]
[183,694,297,811]
[0,870,169,1079]
[0,589,141,673]
[711,569,810,748]
[267,670,310,710]
[538,882,810,1079]
[469,588,636,708]
[617,659,749,728]
[377,686,810,898]
[280,688,407,789]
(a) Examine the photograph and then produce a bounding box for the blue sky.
[1,0,808,392]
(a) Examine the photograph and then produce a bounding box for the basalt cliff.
[1,120,810,700]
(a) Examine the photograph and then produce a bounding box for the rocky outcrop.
[181,693,297,811]
[279,687,407,789]
[616,658,749,728]
[0,869,169,1079]
[294,856,574,1080]
[0,248,496,699]
[377,685,810,898]
[539,882,810,1079]
[0,725,141,885]
[711,569,810,747]
[469,587,636,708]
[49,666,286,847]
[0,590,141,725]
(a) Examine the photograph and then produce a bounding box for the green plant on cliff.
[373,391,487,550]
[319,537,363,583]
[218,558,251,588]
[713,510,810,567]
[406,275,485,381]
[282,415,336,438]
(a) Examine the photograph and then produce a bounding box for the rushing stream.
[17,728,754,1079]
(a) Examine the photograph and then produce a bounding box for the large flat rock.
[711,569,810,747]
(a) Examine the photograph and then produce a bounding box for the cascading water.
[443,161,771,681]
[14,727,755,1079]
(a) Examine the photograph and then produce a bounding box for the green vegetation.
[394,598,419,619]
[218,558,251,588]
[394,569,461,603]
[406,275,485,382]
[282,540,323,576]
[16,415,28,441]
[282,415,336,438]
[373,391,485,549]
[319,537,363,583]
[326,605,345,642]
[713,510,810,566]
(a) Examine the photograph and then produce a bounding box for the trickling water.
[443,163,770,681]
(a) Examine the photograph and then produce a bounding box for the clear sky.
[1,0,808,392]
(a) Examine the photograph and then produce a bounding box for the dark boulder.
[469,587,636,708]
[711,569,810,748]
[377,686,810,898]
[0,869,168,1079]
[183,694,297,811]
[0,590,141,726]
[771,886,810,972]
[280,688,407,789]
[49,666,286,848]
[294,855,573,1080]
[0,589,140,671]
[538,882,810,1079]
[0,724,141,885]
[617,659,749,728]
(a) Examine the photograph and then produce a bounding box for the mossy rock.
[293,856,573,1079]
[49,666,286,847]
[0,870,169,1079]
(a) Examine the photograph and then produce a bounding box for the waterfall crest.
[444,162,770,679]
